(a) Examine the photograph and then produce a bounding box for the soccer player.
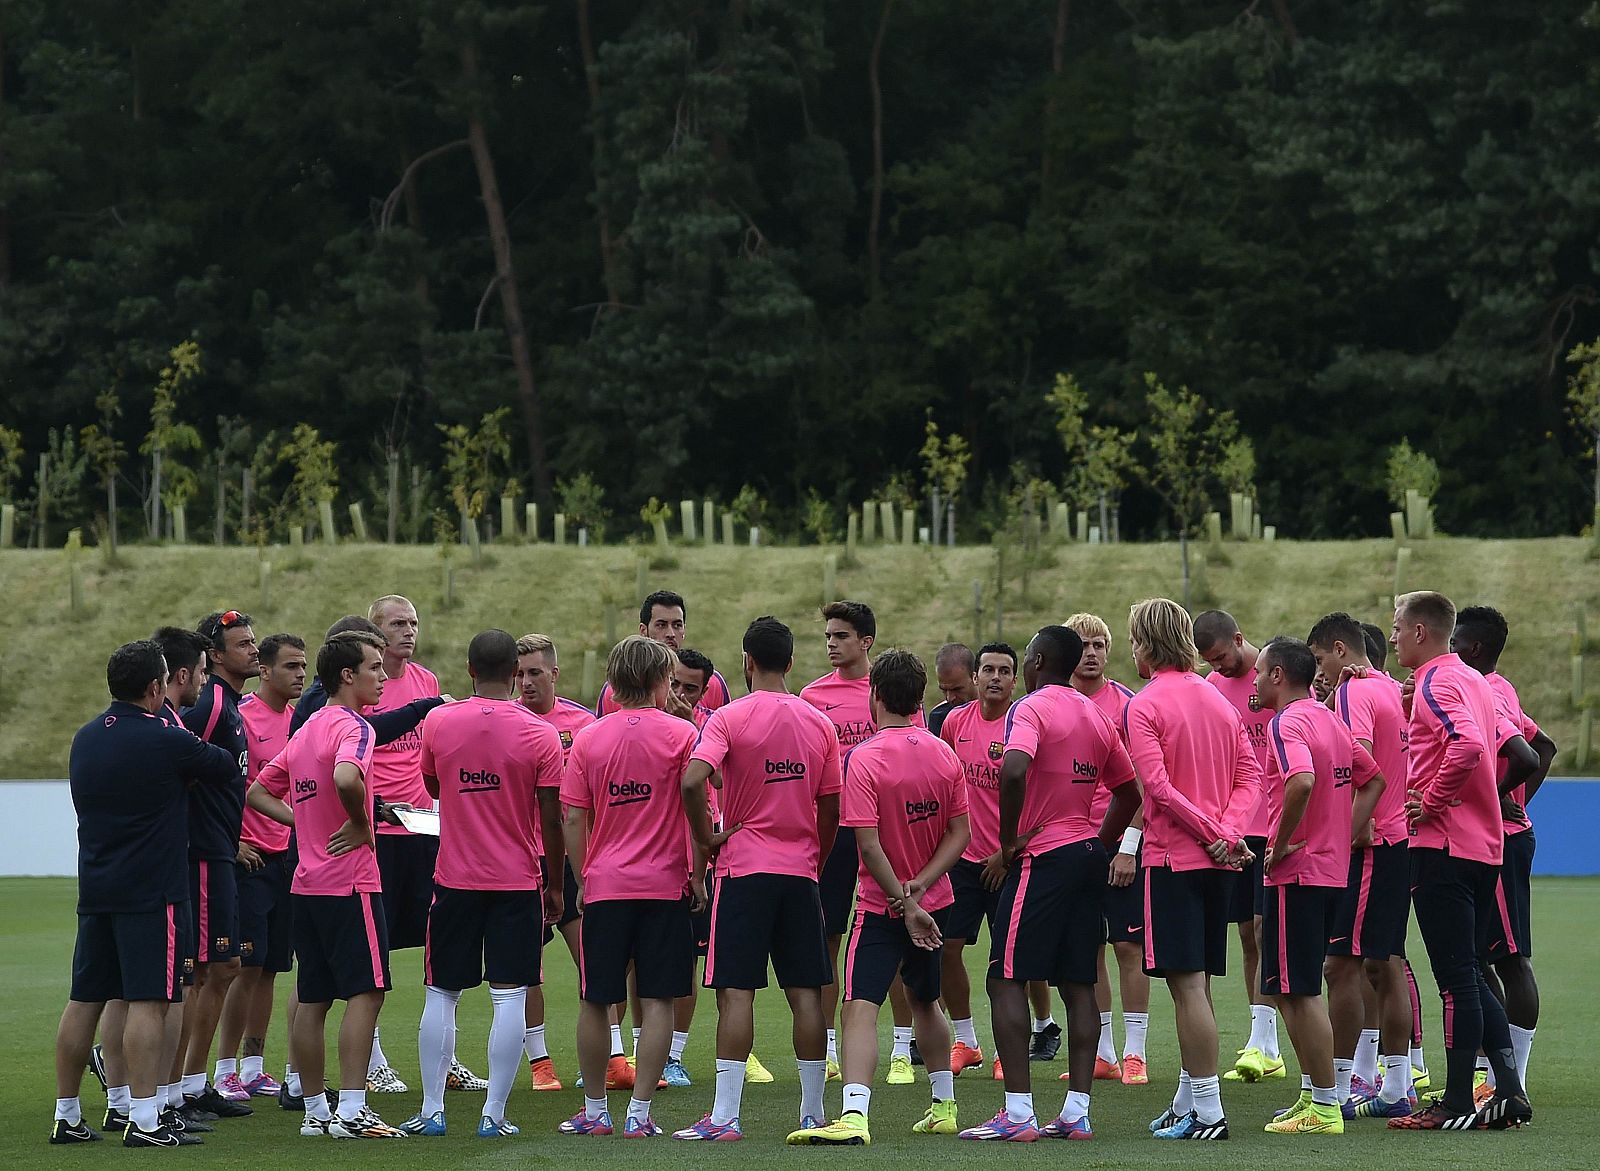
[673,616,841,1141]
[215,633,307,1104]
[1386,591,1530,1130]
[790,649,969,1146]
[559,636,701,1138]
[595,590,733,716]
[1128,599,1261,1140]
[400,629,565,1138]
[801,601,924,1081]
[926,643,978,735]
[513,633,603,1092]
[248,629,405,1138]
[176,610,258,1117]
[1063,611,1150,1086]
[1251,637,1385,1135]
[52,640,239,1147]
[1192,609,1282,1082]
[936,642,1015,1080]
[1451,606,1556,1093]
[1306,612,1416,1118]
[958,626,1140,1142]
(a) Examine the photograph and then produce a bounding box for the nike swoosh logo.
[256,735,273,741]
[1328,936,1348,945]
[957,737,972,743]
[824,703,841,711]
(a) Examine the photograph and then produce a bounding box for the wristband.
[1118,827,1142,856]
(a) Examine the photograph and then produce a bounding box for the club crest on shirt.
[559,730,574,749]
[240,941,254,958]
[987,741,1003,761]
[214,936,230,953]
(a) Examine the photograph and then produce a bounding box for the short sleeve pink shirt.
[1485,672,1539,835]
[1077,679,1136,823]
[1207,668,1272,837]
[938,701,1008,863]
[1003,685,1135,856]
[262,705,380,895]
[1333,671,1409,844]
[239,694,294,853]
[363,660,440,834]
[560,707,697,902]
[1264,698,1379,887]
[800,670,925,752]
[841,726,967,914]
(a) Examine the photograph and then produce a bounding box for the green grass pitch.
[2,877,1588,1168]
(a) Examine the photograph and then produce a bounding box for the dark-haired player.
[789,650,969,1147]
[927,644,978,736]
[675,617,840,1141]
[595,591,732,716]
[1451,606,1556,1096]
[959,627,1139,1142]
[52,640,238,1147]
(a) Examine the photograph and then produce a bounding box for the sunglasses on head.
[205,610,247,645]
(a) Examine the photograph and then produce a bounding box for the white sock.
[1097,1012,1116,1063]
[798,1059,827,1122]
[163,1083,183,1109]
[712,1058,745,1125]
[843,1082,871,1117]
[240,1055,264,1082]
[626,1096,651,1125]
[180,1072,205,1097]
[419,985,460,1115]
[632,1027,642,1057]
[524,1024,549,1062]
[1248,1005,1280,1058]
[1334,1058,1354,1102]
[1509,1025,1535,1088]
[826,1029,838,1063]
[952,1017,978,1047]
[1410,1043,1427,1072]
[1380,1055,1411,1102]
[304,1091,332,1122]
[1004,1091,1034,1123]
[214,1058,237,1081]
[108,1085,131,1111]
[130,1095,160,1133]
[1311,1084,1338,1107]
[930,1069,954,1100]
[485,986,526,1123]
[1172,1069,1193,1115]
[1124,1012,1149,1059]
[336,1088,366,1122]
[892,1026,912,1061]
[1300,1072,1313,1090]
[1190,1074,1223,1124]
[1354,1028,1380,1085]
[585,1095,608,1120]
[285,1069,303,1097]
[609,1024,625,1057]
[670,1030,689,1062]
[1031,1016,1054,1034]
[1060,1088,1090,1123]
[368,1026,388,1075]
[54,1096,81,1124]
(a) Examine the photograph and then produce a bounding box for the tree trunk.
[1040,0,1069,198]
[149,448,162,540]
[1098,489,1108,544]
[35,453,48,548]
[0,20,10,291]
[461,41,552,504]
[865,0,894,300]
[387,449,400,544]
[214,455,226,545]
[576,0,622,309]
[107,475,118,552]
[1180,529,1191,611]
[1268,0,1300,45]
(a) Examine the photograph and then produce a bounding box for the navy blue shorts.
[375,832,437,950]
[1260,883,1340,996]
[424,885,543,990]
[988,839,1108,987]
[1487,830,1535,960]
[188,859,239,964]
[704,873,829,990]
[293,892,390,1004]
[1144,864,1232,978]
[842,907,951,1005]
[1104,858,1146,945]
[578,898,694,1006]
[1226,835,1268,923]
[71,904,189,1003]
[946,857,1002,943]
[819,827,858,936]
[237,851,293,972]
[1328,842,1408,960]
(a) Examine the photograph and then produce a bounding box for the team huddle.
[49,586,1549,1146]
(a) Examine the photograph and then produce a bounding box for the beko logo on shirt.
[1072,758,1099,782]
[458,768,502,793]
[608,779,652,806]
[765,759,807,782]
[905,799,940,824]
[1333,765,1353,788]
[293,778,318,804]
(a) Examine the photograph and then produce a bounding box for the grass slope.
[1,877,1589,1167]
[0,538,1596,776]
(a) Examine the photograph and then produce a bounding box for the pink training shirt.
[801,670,925,753]
[363,660,440,835]
[239,694,294,853]
[1334,671,1409,844]
[528,697,598,851]
[1485,672,1539,836]
[1407,653,1509,866]
[1125,668,1263,871]
[1004,685,1137,856]
[842,726,967,914]
[1207,668,1272,837]
[561,706,697,902]
[1077,679,1136,825]
[938,701,1008,863]
[690,690,842,880]
[257,705,380,896]
[421,697,564,891]
[1263,697,1381,887]
[597,669,732,717]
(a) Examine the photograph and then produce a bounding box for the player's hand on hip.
[327,819,371,856]
[236,842,264,871]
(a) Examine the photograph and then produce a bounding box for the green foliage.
[557,472,607,541]
[727,485,768,532]
[639,496,672,527]
[1140,373,1238,538]
[0,427,24,501]
[275,424,339,529]
[802,489,835,545]
[438,407,513,521]
[1047,372,1136,514]
[920,417,971,500]
[1385,439,1442,509]
[1217,436,1257,497]
[78,392,123,489]
[139,341,204,511]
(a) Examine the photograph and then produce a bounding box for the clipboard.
[391,807,440,837]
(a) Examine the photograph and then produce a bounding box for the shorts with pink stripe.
[986,838,1106,986]
[1259,882,1340,997]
